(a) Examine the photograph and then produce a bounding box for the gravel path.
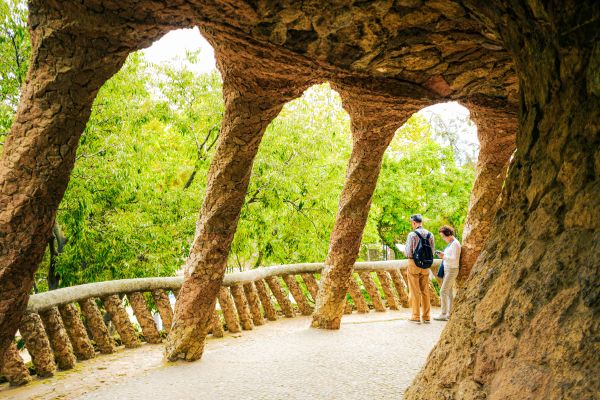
[1,309,445,400]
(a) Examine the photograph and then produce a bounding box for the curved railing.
[1,260,441,386]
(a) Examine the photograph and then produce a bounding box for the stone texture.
[151,290,173,334]
[59,303,96,360]
[243,282,265,326]
[254,280,278,321]
[79,298,116,354]
[0,341,31,386]
[230,284,253,331]
[128,292,161,344]
[39,306,77,370]
[376,271,399,310]
[282,275,313,316]
[346,275,369,314]
[358,272,386,312]
[102,295,141,349]
[211,310,224,338]
[217,287,241,334]
[19,312,56,377]
[459,107,516,283]
[266,276,295,318]
[299,273,320,302]
[389,269,410,308]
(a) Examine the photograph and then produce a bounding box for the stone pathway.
[1,309,445,400]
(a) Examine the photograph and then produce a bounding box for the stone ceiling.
[34,0,517,112]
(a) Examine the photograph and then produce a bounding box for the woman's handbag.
[437,261,445,278]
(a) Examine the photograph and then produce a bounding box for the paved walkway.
[1,309,445,400]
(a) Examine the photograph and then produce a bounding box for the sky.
[142,28,479,160]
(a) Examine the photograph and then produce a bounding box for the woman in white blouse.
[434,226,461,321]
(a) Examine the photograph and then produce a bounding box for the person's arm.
[404,233,413,258]
[429,233,435,256]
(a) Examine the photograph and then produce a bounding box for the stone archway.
[1,2,598,398]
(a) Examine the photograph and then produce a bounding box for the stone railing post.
[243,282,265,326]
[102,295,141,348]
[19,313,56,377]
[376,271,399,310]
[1,342,31,386]
[300,273,320,302]
[358,272,386,312]
[230,284,254,331]
[218,288,241,334]
[282,275,313,315]
[128,292,161,344]
[39,307,77,370]
[59,303,96,360]
[79,298,116,354]
[266,276,295,318]
[254,280,278,321]
[152,290,173,334]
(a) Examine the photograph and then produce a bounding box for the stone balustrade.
[1,260,441,386]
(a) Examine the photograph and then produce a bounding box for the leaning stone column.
[254,280,278,321]
[282,275,313,315]
[266,276,295,318]
[39,307,77,370]
[243,282,265,326]
[312,88,417,329]
[164,50,311,359]
[217,288,241,334]
[0,342,31,386]
[347,275,369,313]
[458,107,516,283]
[152,290,173,334]
[19,313,56,377]
[128,292,161,344]
[101,295,141,348]
[358,272,386,312]
[79,298,116,354]
[59,303,95,360]
[0,7,167,355]
[388,269,410,308]
[300,273,320,302]
[230,284,253,331]
[376,271,399,310]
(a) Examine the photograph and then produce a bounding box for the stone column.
[59,303,95,360]
[458,107,516,283]
[311,87,418,329]
[407,4,599,399]
[39,307,77,370]
[152,290,173,333]
[358,272,386,312]
[266,276,295,318]
[254,280,278,321]
[0,7,165,356]
[282,275,313,315]
[243,282,265,326]
[230,285,253,331]
[388,269,410,308]
[217,287,241,334]
[102,295,141,348]
[376,271,399,310]
[300,273,320,302]
[163,46,312,359]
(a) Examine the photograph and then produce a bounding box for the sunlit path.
[1,310,444,400]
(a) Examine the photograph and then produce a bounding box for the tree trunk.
[311,86,423,329]
[163,48,312,360]
[406,2,600,399]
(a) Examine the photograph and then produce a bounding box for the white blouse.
[443,238,461,269]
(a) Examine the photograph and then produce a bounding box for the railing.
[1,260,441,386]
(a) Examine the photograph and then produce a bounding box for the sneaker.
[408,318,421,324]
[433,315,448,321]
[422,319,431,324]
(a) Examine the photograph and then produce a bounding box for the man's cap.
[410,214,423,223]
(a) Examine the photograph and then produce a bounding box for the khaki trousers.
[407,259,431,321]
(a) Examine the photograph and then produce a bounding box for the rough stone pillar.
[358,272,386,312]
[230,284,253,331]
[152,290,173,333]
[79,298,116,354]
[243,282,265,326]
[128,292,161,344]
[164,49,312,359]
[217,288,241,334]
[211,310,224,338]
[266,276,295,318]
[459,107,516,283]
[311,89,417,329]
[407,4,599,399]
[376,271,399,310]
[59,303,95,360]
[101,295,141,348]
[19,313,56,377]
[347,275,369,313]
[0,342,31,386]
[254,280,278,321]
[0,4,168,355]
[39,307,77,370]
[389,269,410,308]
[300,273,320,302]
[282,275,313,315]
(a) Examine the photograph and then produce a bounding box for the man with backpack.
[404,214,435,323]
